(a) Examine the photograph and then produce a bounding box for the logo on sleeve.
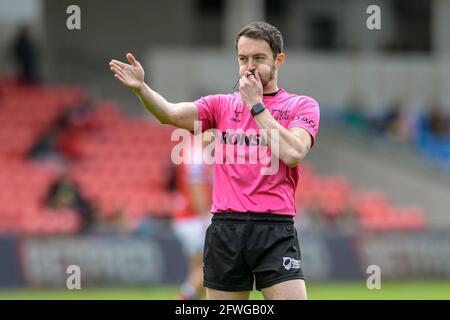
[292,116,316,129]
[283,257,302,270]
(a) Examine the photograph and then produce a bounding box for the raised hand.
[109,53,145,92]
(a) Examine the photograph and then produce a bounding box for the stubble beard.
[261,63,276,89]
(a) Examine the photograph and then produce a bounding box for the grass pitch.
[0,280,449,300]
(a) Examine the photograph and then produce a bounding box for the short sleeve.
[194,95,219,132]
[288,97,320,147]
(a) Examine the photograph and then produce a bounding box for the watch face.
[251,103,265,117]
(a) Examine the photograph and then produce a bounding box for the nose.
[247,58,256,71]
[248,63,256,72]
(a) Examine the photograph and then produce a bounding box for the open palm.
[109,53,145,91]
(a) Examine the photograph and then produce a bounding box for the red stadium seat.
[396,206,427,230]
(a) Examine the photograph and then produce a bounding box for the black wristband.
[250,102,266,117]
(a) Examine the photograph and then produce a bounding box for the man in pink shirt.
[109,22,319,300]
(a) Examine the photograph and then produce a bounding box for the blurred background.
[0,0,449,299]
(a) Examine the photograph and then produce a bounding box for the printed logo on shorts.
[283,257,301,270]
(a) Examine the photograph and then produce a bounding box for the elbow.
[283,150,304,168]
[159,117,171,125]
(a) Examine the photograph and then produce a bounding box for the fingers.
[109,63,129,87]
[109,53,139,70]
[110,59,128,69]
[110,65,125,78]
[240,74,257,86]
[241,73,251,83]
[247,69,256,76]
[241,71,260,85]
[110,66,128,86]
[113,73,128,86]
[127,53,138,67]
[245,70,261,85]
[239,75,251,90]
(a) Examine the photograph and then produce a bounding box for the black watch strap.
[250,102,266,117]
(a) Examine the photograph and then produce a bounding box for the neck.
[263,72,279,94]
[263,85,279,95]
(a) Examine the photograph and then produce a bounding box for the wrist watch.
[250,102,266,117]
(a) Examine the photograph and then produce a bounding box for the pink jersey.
[194,89,320,216]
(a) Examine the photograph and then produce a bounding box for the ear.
[275,53,286,68]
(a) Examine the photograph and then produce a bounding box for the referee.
[109,22,319,300]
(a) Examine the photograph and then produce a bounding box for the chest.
[218,101,294,131]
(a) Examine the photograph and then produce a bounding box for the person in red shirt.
[172,138,213,300]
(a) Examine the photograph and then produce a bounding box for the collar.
[263,89,281,97]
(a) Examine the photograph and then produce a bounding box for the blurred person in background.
[10,24,39,85]
[384,101,412,144]
[30,102,94,161]
[46,169,95,233]
[426,104,450,140]
[172,137,213,300]
[373,99,414,144]
[55,102,96,160]
[109,21,319,300]
[343,93,370,134]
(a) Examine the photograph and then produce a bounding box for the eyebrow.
[238,53,268,58]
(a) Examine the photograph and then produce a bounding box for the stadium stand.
[342,99,450,174]
[0,76,429,235]
[0,77,180,234]
[0,77,86,234]
[296,164,427,232]
[67,104,178,222]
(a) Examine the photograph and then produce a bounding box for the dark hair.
[235,22,283,58]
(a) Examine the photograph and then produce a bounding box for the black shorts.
[203,212,304,291]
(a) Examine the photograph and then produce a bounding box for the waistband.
[212,212,293,223]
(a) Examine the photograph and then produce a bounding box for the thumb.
[127,53,138,66]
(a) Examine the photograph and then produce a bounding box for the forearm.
[188,183,211,216]
[134,82,173,124]
[254,110,305,167]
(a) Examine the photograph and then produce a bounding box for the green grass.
[306,280,450,300]
[0,281,449,300]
